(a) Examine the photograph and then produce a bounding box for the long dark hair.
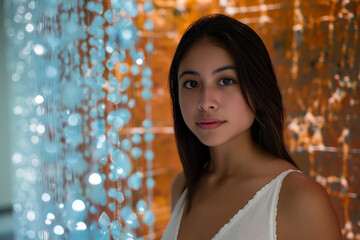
[169,14,297,212]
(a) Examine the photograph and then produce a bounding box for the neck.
[205,129,269,182]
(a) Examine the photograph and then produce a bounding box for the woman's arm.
[170,171,186,212]
[277,172,342,240]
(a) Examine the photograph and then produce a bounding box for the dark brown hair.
[169,14,297,212]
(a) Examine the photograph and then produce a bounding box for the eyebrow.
[179,65,236,79]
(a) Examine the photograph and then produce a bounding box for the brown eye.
[219,78,234,86]
[184,81,199,89]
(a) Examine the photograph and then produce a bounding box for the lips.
[196,118,225,130]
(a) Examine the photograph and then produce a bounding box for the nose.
[198,86,218,111]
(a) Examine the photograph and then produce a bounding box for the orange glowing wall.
[146,0,359,239]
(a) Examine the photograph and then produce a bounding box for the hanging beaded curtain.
[6,0,360,239]
[6,0,156,239]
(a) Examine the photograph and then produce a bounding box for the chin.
[196,135,227,147]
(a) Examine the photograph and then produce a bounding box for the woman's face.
[178,38,255,147]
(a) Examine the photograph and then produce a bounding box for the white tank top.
[162,169,301,240]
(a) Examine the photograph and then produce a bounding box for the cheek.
[179,95,192,118]
[179,94,197,130]
[228,95,254,120]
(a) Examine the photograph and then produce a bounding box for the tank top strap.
[274,169,302,184]
[271,168,302,239]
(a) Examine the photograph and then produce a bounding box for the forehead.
[178,39,235,75]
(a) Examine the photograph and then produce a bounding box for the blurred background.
[0,1,13,239]
[1,0,359,239]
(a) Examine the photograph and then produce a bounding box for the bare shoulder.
[277,171,342,240]
[171,171,186,212]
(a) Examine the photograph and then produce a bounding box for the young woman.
[162,14,341,240]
